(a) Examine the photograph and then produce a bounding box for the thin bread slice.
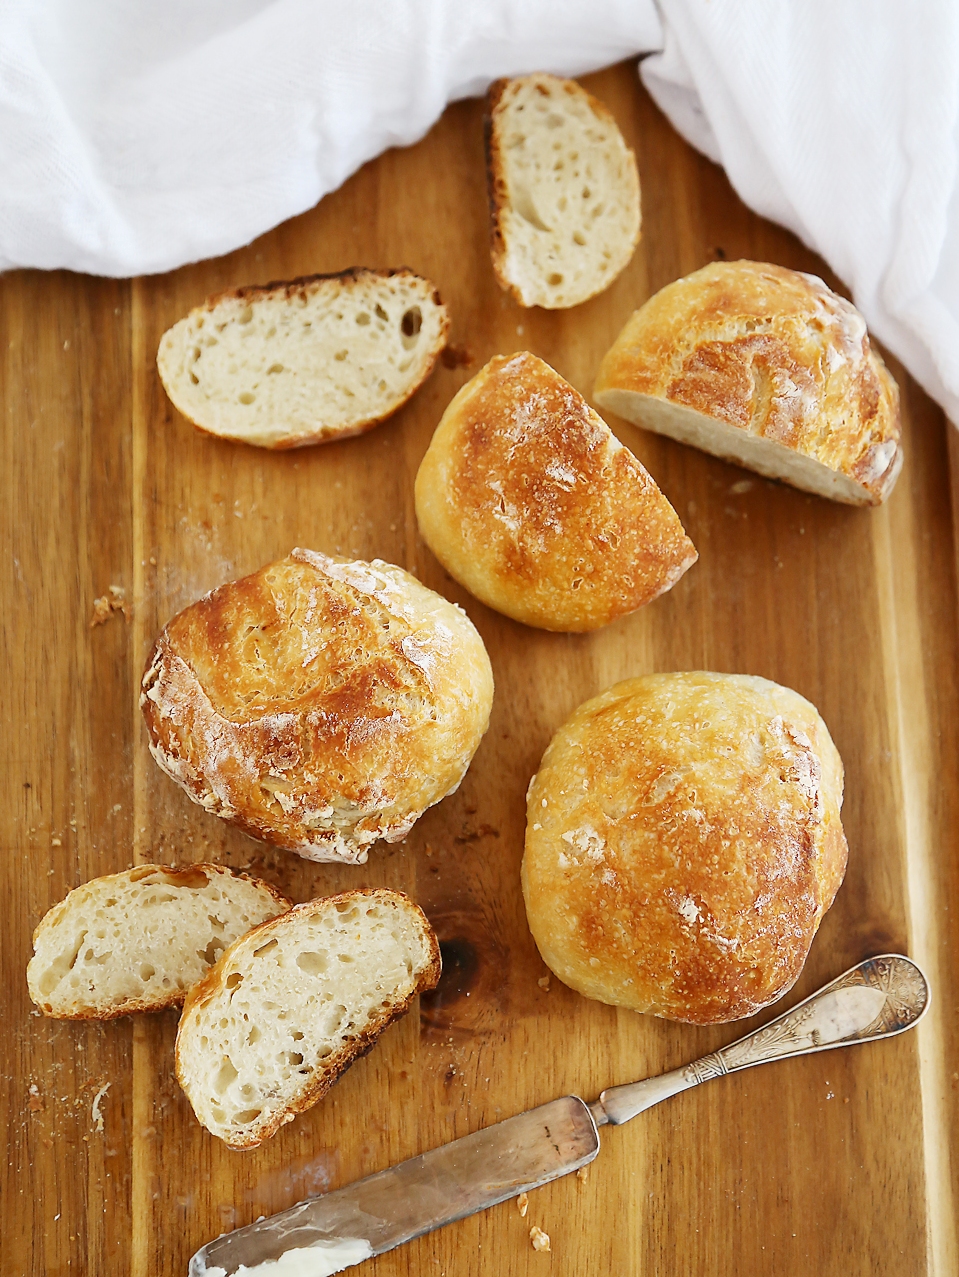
[594,260,902,505]
[414,352,697,631]
[175,889,441,1148]
[485,74,640,309]
[27,865,290,1019]
[156,268,449,449]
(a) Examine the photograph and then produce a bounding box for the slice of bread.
[594,261,902,506]
[485,74,640,309]
[156,269,449,449]
[175,889,440,1148]
[27,865,290,1019]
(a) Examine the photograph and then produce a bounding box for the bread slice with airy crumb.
[27,865,290,1019]
[175,889,440,1148]
[485,74,640,309]
[156,268,449,449]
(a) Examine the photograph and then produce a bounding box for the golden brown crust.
[140,550,493,862]
[175,889,441,1150]
[484,78,511,296]
[162,268,450,450]
[594,261,901,504]
[29,864,291,1021]
[522,673,848,1024]
[414,352,697,631]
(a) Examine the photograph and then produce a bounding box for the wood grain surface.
[3,62,958,1277]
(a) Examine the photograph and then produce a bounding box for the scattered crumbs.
[90,585,126,626]
[51,836,61,847]
[529,1226,550,1253]
[729,479,753,495]
[517,1192,529,1218]
[28,1083,43,1112]
[516,325,524,336]
[537,976,550,991]
[91,1082,111,1132]
[576,1166,589,1184]
[149,556,157,566]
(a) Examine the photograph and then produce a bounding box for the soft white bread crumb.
[175,889,441,1149]
[27,865,290,1019]
[157,269,449,448]
[486,74,640,309]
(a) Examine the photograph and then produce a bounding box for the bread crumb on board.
[529,1225,551,1253]
[517,1192,529,1217]
[577,1165,589,1183]
[90,586,126,626]
[91,1082,111,1133]
[537,975,550,991]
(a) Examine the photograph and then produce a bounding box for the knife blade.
[188,954,928,1277]
[190,1094,600,1276]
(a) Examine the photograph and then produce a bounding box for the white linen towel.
[1,1,957,424]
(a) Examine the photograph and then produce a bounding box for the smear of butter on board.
[200,1238,373,1277]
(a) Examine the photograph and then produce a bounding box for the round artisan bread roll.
[141,549,494,863]
[594,260,902,505]
[522,672,848,1024]
[415,352,697,632]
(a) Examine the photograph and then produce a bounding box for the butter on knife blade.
[197,1238,373,1277]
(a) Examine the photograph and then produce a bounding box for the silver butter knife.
[190,953,928,1277]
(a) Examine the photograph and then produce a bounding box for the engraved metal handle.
[591,954,929,1127]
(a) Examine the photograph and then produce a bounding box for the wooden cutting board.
[3,61,958,1277]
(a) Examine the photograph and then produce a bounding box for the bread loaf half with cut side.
[27,864,290,1019]
[175,889,441,1148]
[594,260,902,505]
[157,268,449,448]
[485,74,640,309]
[415,352,696,631]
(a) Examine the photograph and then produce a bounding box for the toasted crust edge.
[28,864,292,1021]
[158,267,450,450]
[174,888,441,1149]
[484,75,640,310]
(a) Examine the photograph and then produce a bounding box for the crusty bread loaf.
[522,672,848,1024]
[27,865,289,1019]
[594,260,902,505]
[414,352,696,631]
[175,889,440,1148]
[156,269,449,448]
[485,74,640,309]
[141,549,494,863]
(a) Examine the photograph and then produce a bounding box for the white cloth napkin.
[2,1,958,425]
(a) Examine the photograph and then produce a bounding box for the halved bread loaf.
[27,865,290,1019]
[140,549,494,863]
[175,889,440,1148]
[485,74,641,309]
[156,269,449,448]
[415,352,697,631]
[594,260,902,505]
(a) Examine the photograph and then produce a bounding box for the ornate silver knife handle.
[593,954,929,1127]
